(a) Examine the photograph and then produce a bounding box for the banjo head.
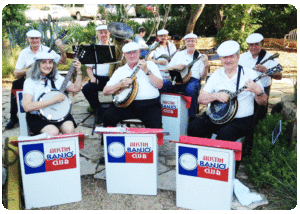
[206,90,238,124]
[38,90,71,122]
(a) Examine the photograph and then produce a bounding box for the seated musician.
[188,40,267,142]
[82,25,111,123]
[22,52,82,135]
[148,29,177,81]
[103,42,163,128]
[5,29,66,130]
[134,27,148,49]
[164,33,209,121]
[239,33,281,122]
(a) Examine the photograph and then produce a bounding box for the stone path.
[1,77,295,210]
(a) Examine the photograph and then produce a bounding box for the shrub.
[245,113,297,209]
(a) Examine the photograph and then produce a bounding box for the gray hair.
[30,60,58,80]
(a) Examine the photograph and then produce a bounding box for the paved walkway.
[1,77,295,210]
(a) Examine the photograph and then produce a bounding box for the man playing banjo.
[188,40,267,142]
[148,29,177,81]
[164,33,209,122]
[22,52,82,135]
[102,42,163,128]
[5,29,67,130]
[239,33,282,122]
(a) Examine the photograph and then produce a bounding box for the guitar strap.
[235,65,243,100]
[193,50,200,60]
[256,49,267,65]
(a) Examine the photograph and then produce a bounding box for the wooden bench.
[284,29,297,49]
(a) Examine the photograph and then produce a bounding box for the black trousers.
[9,77,26,120]
[103,97,162,128]
[81,75,109,110]
[188,113,254,142]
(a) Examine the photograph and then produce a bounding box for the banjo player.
[22,52,82,136]
[5,29,67,130]
[102,42,163,128]
[188,40,267,142]
[164,33,209,122]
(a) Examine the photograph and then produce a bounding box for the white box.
[161,93,190,141]
[175,136,242,210]
[103,133,158,195]
[19,137,82,209]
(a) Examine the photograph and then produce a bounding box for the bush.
[245,113,297,209]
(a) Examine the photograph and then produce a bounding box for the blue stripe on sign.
[178,146,198,177]
[106,136,126,163]
[22,143,46,174]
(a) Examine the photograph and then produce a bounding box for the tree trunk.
[162,4,171,29]
[185,4,205,34]
[215,5,224,31]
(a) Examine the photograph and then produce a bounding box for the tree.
[185,4,205,34]
[2,4,28,33]
[215,4,264,51]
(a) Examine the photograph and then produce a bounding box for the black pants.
[81,76,109,110]
[103,97,162,128]
[9,77,26,120]
[188,113,254,142]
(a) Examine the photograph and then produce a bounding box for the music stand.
[72,45,117,64]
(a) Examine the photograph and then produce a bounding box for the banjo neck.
[229,64,282,99]
[259,53,279,65]
[129,41,161,80]
[59,47,81,93]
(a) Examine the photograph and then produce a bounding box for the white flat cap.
[246,33,264,44]
[157,29,169,36]
[122,42,141,53]
[34,52,55,61]
[26,29,42,38]
[96,25,108,31]
[183,33,197,40]
[217,40,240,57]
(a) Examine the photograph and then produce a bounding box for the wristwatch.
[146,70,152,75]
[257,91,265,96]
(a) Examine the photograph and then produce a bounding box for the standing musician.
[5,29,67,130]
[239,33,282,122]
[164,33,209,121]
[22,52,82,135]
[82,25,111,122]
[134,27,148,49]
[188,40,267,142]
[148,29,177,81]
[103,42,163,128]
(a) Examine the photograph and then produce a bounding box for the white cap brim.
[122,42,141,53]
[157,29,169,36]
[26,30,42,38]
[96,25,108,31]
[183,33,197,40]
[246,33,264,43]
[217,40,240,57]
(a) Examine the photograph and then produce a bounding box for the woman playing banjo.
[23,52,82,135]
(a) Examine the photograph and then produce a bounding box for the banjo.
[37,46,85,122]
[169,46,217,85]
[112,42,161,108]
[155,45,186,61]
[206,64,283,125]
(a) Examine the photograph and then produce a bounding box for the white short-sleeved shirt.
[85,42,110,76]
[203,66,264,118]
[106,60,162,100]
[150,41,177,79]
[134,35,148,48]
[168,50,204,80]
[23,74,71,114]
[238,51,280,87]
[15,45,61,70]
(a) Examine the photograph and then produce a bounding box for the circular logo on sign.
[108,142,125,158]
[179,153,197,170]
[25,150,44,168]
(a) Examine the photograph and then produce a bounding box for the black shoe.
[5,118,19,130]
[99,157,105,164]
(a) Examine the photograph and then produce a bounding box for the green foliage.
[294,82,297,104]
[246,113,297,209]
[2,46,22,78]
[64,21,96,46]
[215,4,263,51]
[2,4,29,33]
